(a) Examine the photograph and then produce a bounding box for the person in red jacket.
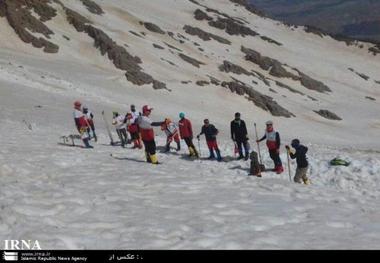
[257,120,283,173]
[127,104,142,149]
[73,100,93,148]
[136,105,163,164]
[178,112,198,158]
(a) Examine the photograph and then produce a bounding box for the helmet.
[266,120,273,125]
[74,100,81,107]
[142,105,153,113]
[291,139,300,148]
[179,112,185,119]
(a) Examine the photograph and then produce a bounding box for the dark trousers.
[184,137,198,157]
[269,149,282,167]
[184,137,195,149]
[236,140,250,157]
[117,128,128,146]
[87,124,97,141]
[130,132,140,140]
[143,140,156,155]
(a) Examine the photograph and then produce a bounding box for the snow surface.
[0,0,380,249]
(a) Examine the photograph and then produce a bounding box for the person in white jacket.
[161,118,181,152]
[112,112,128,147]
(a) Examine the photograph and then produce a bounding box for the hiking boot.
[303,178,311,185]
[276,165,284,174]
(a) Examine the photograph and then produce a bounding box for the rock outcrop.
[178,53,205,68]
[219,60,251,75]
[141,22,166,34]
[0,0,59,53]
[221,81,295,117]
[183,25,231,45]
[242,46,331,93]
[229,0,266,17]
[194,9,212,21]
[79,0,104,15]
[208,17,259,37]
[65,7,167,90]
[314,110,342,120]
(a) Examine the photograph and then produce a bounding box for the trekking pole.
[254,123,263,164]
[197,137,202,157]
[286,148,292,182]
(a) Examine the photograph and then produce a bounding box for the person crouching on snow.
[161,118,181,152]
[197,119,222,162]
[286,139,311,185]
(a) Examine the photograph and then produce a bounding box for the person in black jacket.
[230,112,250,160]
[197,119,222,161]
[286,139,311,184]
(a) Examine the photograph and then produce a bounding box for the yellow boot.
[150,154,159,164]
[189,147,195,157]
[303,178,311,185]
[190,146,199,158]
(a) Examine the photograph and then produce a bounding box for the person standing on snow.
[286,139,311,185]
[197,119,222,161]
[127,104,142,149]
[137,105,164,164]
[73,100,93,148]
[126,113,141,149]
[112,112,128,148]
[256,120,283,174]
[83,106,97,142]
[230,112,250,160]
[161,118,181,152]
[178,112,198,158]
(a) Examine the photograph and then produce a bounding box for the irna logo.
[4,240,41,250]
[3,251,18,261]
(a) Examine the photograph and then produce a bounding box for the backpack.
[330,158,350,166]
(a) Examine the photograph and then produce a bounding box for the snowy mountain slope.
[0,0,379,147]
[0,0,380,249]
[1,79,380,249]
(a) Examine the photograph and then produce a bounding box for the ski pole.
[254,123,263,164]
[197,138,202,157]
[286,148,292,182]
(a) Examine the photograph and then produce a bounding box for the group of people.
[72,101,310,184]
[112,104,142,149]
